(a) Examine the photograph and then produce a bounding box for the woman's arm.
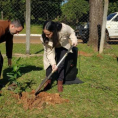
[44,45,56,66]
[65,24,78,46]
[41,36,56,66]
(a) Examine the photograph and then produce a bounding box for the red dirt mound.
[78,51,103,58]
[12,90,69,110]
[78,51,93,57]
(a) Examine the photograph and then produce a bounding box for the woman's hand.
[72,41,77,46]
[52,64,58,72]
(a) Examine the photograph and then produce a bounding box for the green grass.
[0,43,118,117]
[20,24,43,34]
[0,43,44,54]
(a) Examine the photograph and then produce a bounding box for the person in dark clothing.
[0,19,24,77]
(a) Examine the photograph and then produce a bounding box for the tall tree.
[0,0,63,24]
[88,0,103,52]
[0,0,25,22]
[31,0,63,23]
[60,0,89,25]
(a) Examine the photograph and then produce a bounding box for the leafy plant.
[7,57,25,85]
[7,57,36,94]
[14,78,36,94]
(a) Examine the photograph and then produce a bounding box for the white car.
[106,12,118,40]
[75,12,118,43]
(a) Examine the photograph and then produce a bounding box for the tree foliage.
[0,0,25,22]
[0,0,118,26]
[60,0,89,24]
[0,0,63,24]
[31,0,63,23]
[108,1,118,14]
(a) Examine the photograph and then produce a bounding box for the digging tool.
[35,46,73,95]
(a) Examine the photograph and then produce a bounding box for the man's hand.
[8,59,12,67]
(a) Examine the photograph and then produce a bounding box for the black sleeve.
[6,34,13,59]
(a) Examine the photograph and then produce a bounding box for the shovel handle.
[56,46,73,67]
[35,46,73,95]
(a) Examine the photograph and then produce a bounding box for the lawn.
[20,24,43,34]
[0,42,118,118]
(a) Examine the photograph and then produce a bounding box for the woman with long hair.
[41,21,77,92]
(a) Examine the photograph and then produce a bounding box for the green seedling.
[7,57,25,88]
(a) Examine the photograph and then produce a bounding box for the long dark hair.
[42,21,62,47]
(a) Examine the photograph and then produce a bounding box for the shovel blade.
[35,77,48,95]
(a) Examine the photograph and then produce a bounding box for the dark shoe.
[43,79,51,91]
[58,80,63,92]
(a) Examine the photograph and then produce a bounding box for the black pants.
[0,52,3,77]
[46,47,68,81]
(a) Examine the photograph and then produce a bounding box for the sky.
[61,0,68,5]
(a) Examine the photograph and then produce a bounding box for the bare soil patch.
[78,51,103,58]
[78,51,93,57]
[11,90,69,110]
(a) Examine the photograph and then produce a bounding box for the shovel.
[35,46,73,95]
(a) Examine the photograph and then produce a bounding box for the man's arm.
[6,34,13,66]
[0,27,3,41]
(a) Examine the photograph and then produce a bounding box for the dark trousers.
[46,47,68,81]
[0,52,3,77]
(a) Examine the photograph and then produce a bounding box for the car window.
[113,16,118,22]
[107,13,117,21]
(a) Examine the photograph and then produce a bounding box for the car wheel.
[105,31,110,41]
[82,38,88,43]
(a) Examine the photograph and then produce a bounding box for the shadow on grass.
[0,65,43,90]
[107,40,118,45]
[35,49,44,54]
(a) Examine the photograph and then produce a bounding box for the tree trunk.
[88,0,103,52]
